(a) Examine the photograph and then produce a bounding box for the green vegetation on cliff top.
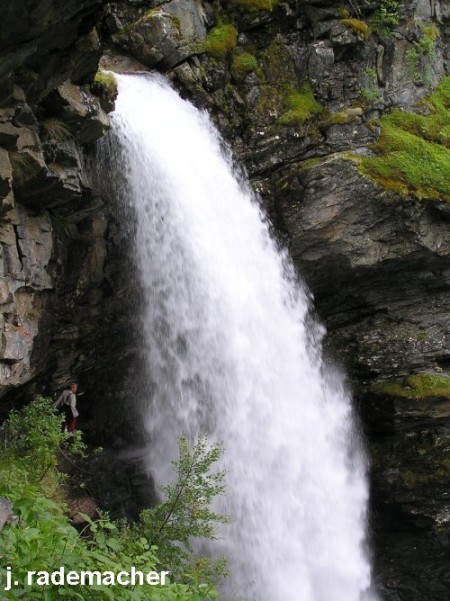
[372,373,450,398]
[360,76,450,201]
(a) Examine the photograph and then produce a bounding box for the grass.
[9,151,41,187]
[371,374,450,398]
[232,51,258,77]
[278,84,323,126]
[41,118,73,142]
[360,76,450,201]
[201,24,238,58]
[340,18,371,39]
[229,0,280,10]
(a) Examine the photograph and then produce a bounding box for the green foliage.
[360,76,450,201]
[360,67,381,105]
[278,84,323,125]
[406,22,439,84]
[371,0,400,34]
[0,402,226,600]
[229,0,280,10]
[340,18,371,39]
[201,24,238,58]
[232,52,258,78]
[0,397,84,490]
[371,373,450,398]
[140,437,229,582]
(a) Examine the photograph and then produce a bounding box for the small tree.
[140,436,229,583]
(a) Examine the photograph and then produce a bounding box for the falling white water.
[100,73,377,601]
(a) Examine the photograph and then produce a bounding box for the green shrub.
[0,401,227,600]
[405,22,439,84]
[360,67,381,105]
[201,24,238,58]
[140,437,229,582]
[372,0,400,34]
[278,84,323,125]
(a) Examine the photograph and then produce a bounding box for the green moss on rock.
[360,76,450,201]
[278,84,323,125]
[371,373,450,398]
[201,24,238,58]
[340,18,371,39]
[92,71,118,98]
[229,0,280,11]
[232,51,258,77]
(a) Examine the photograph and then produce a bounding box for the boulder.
[112,0,206,70]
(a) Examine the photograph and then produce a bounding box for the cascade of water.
[99,73,377,601]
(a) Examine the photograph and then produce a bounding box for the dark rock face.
[99,0,450,596]
[1,0,450,598]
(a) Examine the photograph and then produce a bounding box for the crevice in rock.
[12,223,24,272]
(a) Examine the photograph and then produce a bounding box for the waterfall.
[99,73,376,601]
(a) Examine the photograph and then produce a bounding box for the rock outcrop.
[1,0,450,598]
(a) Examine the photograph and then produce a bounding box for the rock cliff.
[1,0,450,598]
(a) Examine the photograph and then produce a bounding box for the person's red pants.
[67,418,77,433]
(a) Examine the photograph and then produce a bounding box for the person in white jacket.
[54,382,79,436]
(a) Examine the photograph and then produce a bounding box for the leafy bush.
[372,0,400,35]
[140,437,229,582]
[0,396,84,490]
[0,400,227,600]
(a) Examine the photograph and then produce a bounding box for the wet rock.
[112,0,206,70]
[0,497,12,532]
[0,149,13,214]
[52,81,109,145]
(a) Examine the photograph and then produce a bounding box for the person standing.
[54,382,79,436]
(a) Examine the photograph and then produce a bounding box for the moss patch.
[92,71,118,98]
[201,24,238,58]
[360,76,450,201]
[232,51,258,77]
[340,18,371,39]
[278,84,323,125]
[371,374,450,398]
[229,0,280,11]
